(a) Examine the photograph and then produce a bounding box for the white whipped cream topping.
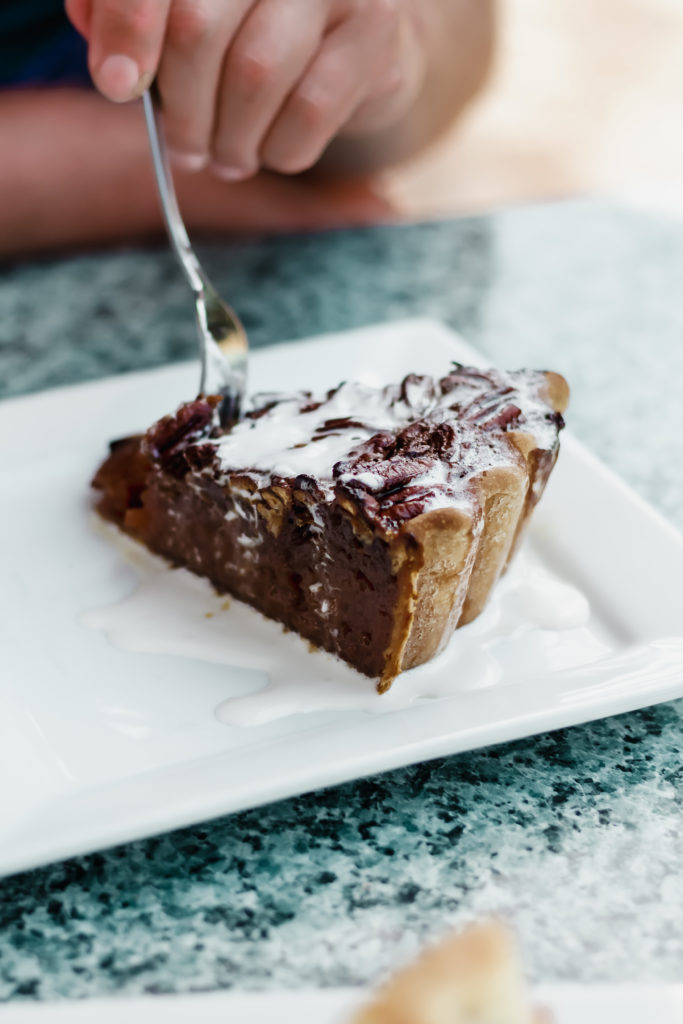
[208,372,558,485]
[210,382,407,480]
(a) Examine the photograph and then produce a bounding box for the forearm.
[0,88,161,257]
[0,87,392,259]
[325,0,496,174]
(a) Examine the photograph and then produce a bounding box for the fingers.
[210,0,329,181]
[82,0,414,177]
[156,0,255,171]
[261,7,397,174]
[87,0,172,102]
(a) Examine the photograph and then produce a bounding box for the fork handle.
[142,87,206,296]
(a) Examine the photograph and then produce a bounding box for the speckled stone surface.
[1,199,682,1001]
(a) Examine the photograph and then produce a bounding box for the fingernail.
[97,54,146,102]
[169,150,209,173]
[211,163,254,182]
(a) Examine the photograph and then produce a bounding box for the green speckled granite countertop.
[1,199,683,1001]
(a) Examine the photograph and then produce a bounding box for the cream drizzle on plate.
[80,524,612,727]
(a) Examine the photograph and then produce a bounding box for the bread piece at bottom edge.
[351,921,544,1024]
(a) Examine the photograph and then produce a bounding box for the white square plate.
[2,318,683,879]
[3,985,683,1023]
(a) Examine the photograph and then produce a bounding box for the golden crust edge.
[457,455,529,626]
[541,370,570,414]
[377,504,479,690]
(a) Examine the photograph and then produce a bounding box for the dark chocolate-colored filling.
[94,421,402,678]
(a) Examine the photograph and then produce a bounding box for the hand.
[65,0,426,180]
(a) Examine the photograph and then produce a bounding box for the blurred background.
[386,0,683,216]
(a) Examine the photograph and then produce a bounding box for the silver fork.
[142,86,248,424]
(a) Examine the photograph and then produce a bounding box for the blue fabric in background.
[0,0,91,87]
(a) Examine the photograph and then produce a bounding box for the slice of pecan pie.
[92,365,568,691]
